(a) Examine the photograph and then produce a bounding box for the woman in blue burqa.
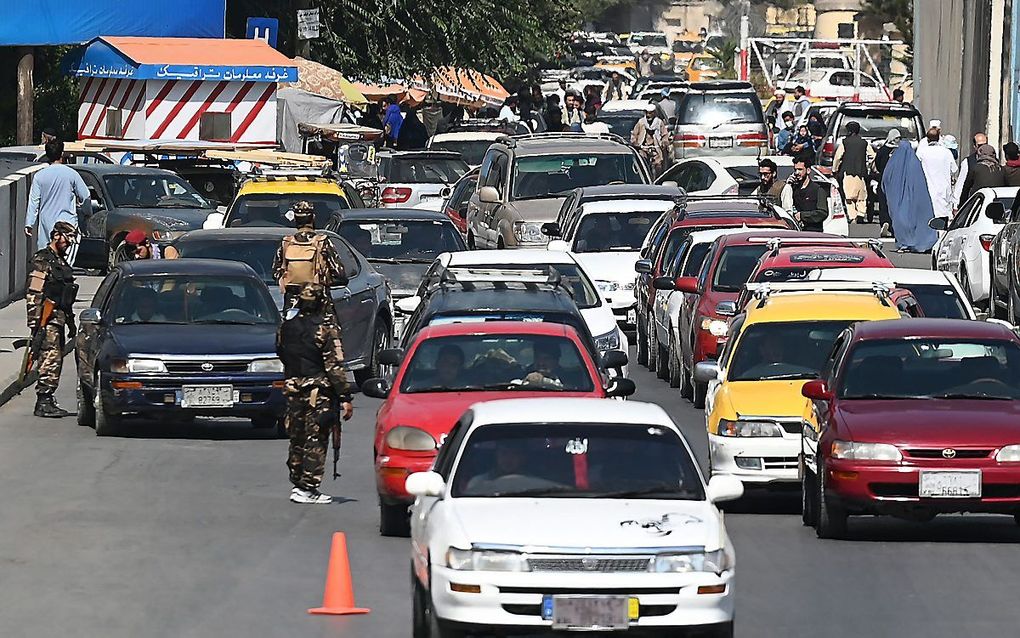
[882,139,937,253]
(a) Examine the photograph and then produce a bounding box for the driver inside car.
[128,287,166,323]
[434,344,467,389]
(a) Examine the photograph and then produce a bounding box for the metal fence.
[0,160,43,306]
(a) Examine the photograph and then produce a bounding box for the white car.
[407,398,742,638]
[427,131,505,169]
[376,150,470,208]
[410,250,629,358]
[931,186,1017,304]
[807,267,977,320]
[547,198,673,327]
[776,69,889,102]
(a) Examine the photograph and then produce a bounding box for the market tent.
[407,67,509,109]
[289,57,368,106]
[276,87,350,153]
[353,81,408,102]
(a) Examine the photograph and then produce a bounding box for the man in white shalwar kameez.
[916,127,957,219]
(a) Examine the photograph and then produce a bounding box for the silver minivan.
[672,81,768,159]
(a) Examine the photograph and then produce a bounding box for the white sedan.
[408,398,742,638]
[807,267,977,320]
[931,186,1017,304]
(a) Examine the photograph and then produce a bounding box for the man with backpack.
[272,201,348,318]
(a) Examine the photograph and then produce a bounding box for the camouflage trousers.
[283,287,338,323]
[284,378,336,492]
[36,322,65,395]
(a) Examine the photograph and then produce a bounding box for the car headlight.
[594,328,622,351]
[830,440,902,461]
[512,221,545,243]
[653,549,729,574]
[446,547,530,572]
[385,426,437,451]
[248,358,284,373]
[110,358,167,373]
[718,419,783,437]
[996,444,1020,462]
[150,229,183,242]
[700,318,729,337]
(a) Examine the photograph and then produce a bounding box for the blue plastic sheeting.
[65,39,297,82]
[0,0,225,45]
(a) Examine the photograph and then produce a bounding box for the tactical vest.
[41,250,76,310]
[278,314,326,378]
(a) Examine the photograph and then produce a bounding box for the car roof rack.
[495,131,629,148]
[429,266,573,297]
[750,236,885,257]
[671,192,776,219]
[745,280,894,309]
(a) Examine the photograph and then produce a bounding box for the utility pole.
[16,47,34,145]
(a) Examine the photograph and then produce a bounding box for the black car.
[75,259,285,436]
[170,227,393,384]
[324,208,466,300]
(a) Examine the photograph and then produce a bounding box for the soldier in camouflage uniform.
[271,200,347,319]
[276,283,354,504]
[26,221,79,418]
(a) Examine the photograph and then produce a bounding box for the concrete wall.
[0,161,43,306]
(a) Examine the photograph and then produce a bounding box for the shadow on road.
[98,416,284,441]
[842,515,1020,544]
[722,488,802,515]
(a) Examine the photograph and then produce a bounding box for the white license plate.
[181,385,234,408]
[919,470,982,498]
[545,595,630,630]
[709,137,733,148]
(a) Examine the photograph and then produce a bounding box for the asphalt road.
[0,238,1012,638]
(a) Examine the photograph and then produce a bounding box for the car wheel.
[679,341,694,399]
[411,567,429,638]
[76,377,95,427]
[1009,272,1020,326]
[94,376,120,437]
[635,315,649,366]
[815,461,847,539]
[1014,514,1020,527]
[959,263,973,304]
[379,499,410,537]
[692,379,707,409]
[801,467,818,527]
[707,620,735,638]
[107,238,132,271]
[989,261,1003,319]
[646,323,659,372]
[355,319,391,386]
[667,335,682,388]
[656,339,669,380]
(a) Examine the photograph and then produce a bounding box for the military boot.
[34,394,70,418]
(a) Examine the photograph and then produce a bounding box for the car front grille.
[501,603,675,618]
[778,421,803,435]
[499,586,680,595]
[905,449,992,459]
[762,456,799,470]
[162,360,250,374]
[527,556,652,573]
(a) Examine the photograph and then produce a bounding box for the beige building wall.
[814,0,864,39]
[654,0,723,42]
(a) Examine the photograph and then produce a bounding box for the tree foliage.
[861,0,912,46]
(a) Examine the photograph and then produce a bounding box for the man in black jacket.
[791,160,829,232]
[832,121,874,223]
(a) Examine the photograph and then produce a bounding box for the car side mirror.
[634,259,652,274]
[605,377,636,398]
[716,301,737,317]
[79,308,102,325]
[986,202,1007,222]
[801,379,832,401]
[652,276,674,290]
[660,180,678,188]
[439,186,452,198]
[928,217,948,231]
[360,377,391,399]
[692,361,719,384]
[674,276,699,294]
[405,470,446,498]
[547,239,570,252]
[377,348,405,366]
[706,474,744,504]
[395,296,421,314]
[541,222,561,237]
[602,349,629,369]
[478,186,501,204]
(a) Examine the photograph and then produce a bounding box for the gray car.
[170,227,394,384]
[672,81,769,159]
[466,133,652,250]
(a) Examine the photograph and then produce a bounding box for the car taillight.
[722,184,739,195]
[381,187,412,204]
[736,132,767,147]
[822,140,835,157]
[980,234,995,252]
[675,133,706,148]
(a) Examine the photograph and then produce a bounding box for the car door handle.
[359,298,372,304]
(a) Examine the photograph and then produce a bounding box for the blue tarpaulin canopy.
[0,1,226,45]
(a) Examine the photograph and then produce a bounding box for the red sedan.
[361,321,634,536]
[748,240,893,284]
[801,318,1020,538]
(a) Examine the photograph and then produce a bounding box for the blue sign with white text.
[246,18,279,49]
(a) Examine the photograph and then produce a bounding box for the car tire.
[646,324,659,372]
[656,339,669,380]
[692,380,707,409]
[355,319,391,386]
[411,567,429,638]
[667,335,682,388]
[959,263,973,305]
[679,342,694,399]
[635,315,649,366]
[708,621,735,638]
[1010,273,1019,326]
[801,467,818,527]
[379,499,410,537]
[1014,514,1020,527]
[94,377,120,437]
[77,377,96,427]
[107,238,133,271]
[815,461,847,539]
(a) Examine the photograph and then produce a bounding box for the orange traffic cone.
[308,532,371,615]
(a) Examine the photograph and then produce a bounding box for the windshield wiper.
[492,485,577,497]
[595,484,699,499]
[193,319,258,325]
[755,373,812,381]
[407,385,489,393]
[845,393,931,399]
[932,392,1013,400]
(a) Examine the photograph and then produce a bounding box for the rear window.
[429,141,492,167]
[712,244,770,292]
[387,157,469,184]
[836,111,921,140]
[678,92,764,126]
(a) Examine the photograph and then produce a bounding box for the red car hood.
[836,400,1020,448]
[384,390,599,439]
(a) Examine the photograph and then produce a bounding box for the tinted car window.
[389,157,469,183]
[712,244,770,292]
[227,193,347,228]
[338,220,464,262]
[110,275,278,325]
[837,111,921,140]
[103,175,210,209]
[173,239,280,285]
[512,154,643,199]
[678,92,764,126]
[728,321,853,381]
[573,211,660,252]
[600,112,643,138]
[429,141,492,167]
[906,285,970,319]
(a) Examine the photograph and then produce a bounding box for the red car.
[673,230,836,407]
[361,321,633,536]
[748,239,894,284]
[634,198,794,372]
[801,318,1020,539]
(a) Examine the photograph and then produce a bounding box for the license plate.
[181,385,234,408]
[542,595,634,630]
[919,470,982,498]
[709,137,733,148]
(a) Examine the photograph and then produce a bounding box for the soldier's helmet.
[297,282,324,302]
[292,200,315,226]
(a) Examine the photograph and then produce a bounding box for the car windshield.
[632,34,668,48]
[728,320,853,381]
[172,239,280,285]
[400,334,594,393]
[451,423,704,499]
[110,276,278,325]
[678,93,763,126]
[712,244,770,292]
[840,339,1020,400]
[226,193,348,228]
[429,141,493,167]
[600,113,643,138]
[838,111,921,140]
[447,264,601,309]
[512,154,644,199]
[338,220,464,263]
[573,211,660,252]
[103,175,210,209]
[906,285,970,319]
[388,157,469,183]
